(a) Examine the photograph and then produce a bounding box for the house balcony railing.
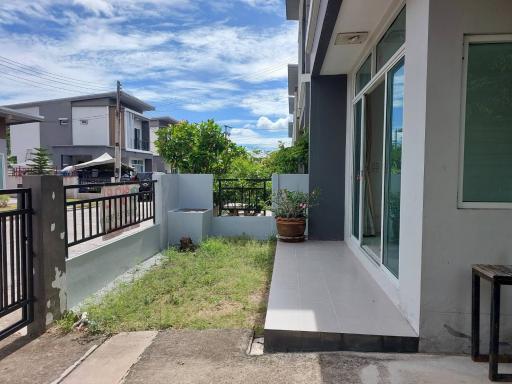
[129,139,150,151]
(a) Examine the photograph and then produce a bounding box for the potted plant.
[271,189,319,242]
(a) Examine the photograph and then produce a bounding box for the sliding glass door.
[382,59,404,277]
[351,6,405,278]
[351,59,404,277]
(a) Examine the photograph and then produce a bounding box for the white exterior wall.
[150,127,157,154]
[396,0,429,336]
[72,107,110,145]
[72,106,109,146]
[419,0,512,353]
[10,106,41,163]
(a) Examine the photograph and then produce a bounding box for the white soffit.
[321,0,396,75]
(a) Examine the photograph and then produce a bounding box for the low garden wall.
[66,224,161,308]
[159,173,309,245]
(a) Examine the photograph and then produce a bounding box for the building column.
[23,175,67,336]
[308,75,347,240]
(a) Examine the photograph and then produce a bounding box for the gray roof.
[150,116,179,125]
[3,91,155,112]
[0,107,44,125]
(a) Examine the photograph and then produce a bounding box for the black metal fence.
[77,177,112,193]
[64,181,156,256]
[0,188,34,340]
[216,178,271,216]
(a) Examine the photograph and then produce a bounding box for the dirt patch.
[197,301,243,319]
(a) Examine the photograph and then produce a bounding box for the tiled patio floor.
[264,241,418,352]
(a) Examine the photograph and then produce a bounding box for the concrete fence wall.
[22,173,309,330]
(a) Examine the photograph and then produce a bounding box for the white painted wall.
[72,106,109,146]
[177,174,213,210]
[10,106,41,163]
[419,0,512,353]
[150,127,158,154]
[271,173,309,193]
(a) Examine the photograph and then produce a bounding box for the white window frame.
[458,34,512,209]
[348,3,406,281]
[130,159,144,173]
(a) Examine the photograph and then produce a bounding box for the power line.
[0,55,111,91]
[0,70,81,94]
[0,61,112,93]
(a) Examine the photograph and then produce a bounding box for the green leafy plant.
[271,188,320,219]
[263,131,308,174]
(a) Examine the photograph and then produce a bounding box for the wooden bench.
[472,264,512,382]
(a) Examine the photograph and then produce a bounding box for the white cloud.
[239,0,281,12]
[0,1,296,120]
[256,116,289,131]
[240,88,288,116]
[230,127,291,150]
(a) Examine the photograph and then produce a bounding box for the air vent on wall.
[334,32,369,45]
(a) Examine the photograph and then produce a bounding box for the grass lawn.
[71,237,275,334]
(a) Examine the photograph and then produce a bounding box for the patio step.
[264,241,418,353]
[57,331,157,384]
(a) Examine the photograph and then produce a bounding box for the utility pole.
[223,125,232,137]
[114,80,122,181]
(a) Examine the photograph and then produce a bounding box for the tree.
[223,151,269,179]
[155,119,245,175]
[264,132,309,174]
[28,147,53,175]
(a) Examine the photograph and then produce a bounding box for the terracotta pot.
[276,217,306,242]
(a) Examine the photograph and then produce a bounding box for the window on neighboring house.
[355,54,372,94]
[134,126,141,150]
[80,119,88,125]
[59,118,68,125]
[460,37,512,206]
[376,7,406,71]
[131,159,144,173]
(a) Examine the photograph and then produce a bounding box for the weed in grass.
[55,311,79,333]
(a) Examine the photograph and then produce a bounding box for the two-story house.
[149,116,178,173]
[3,91,162,173]
[0,107,44,188]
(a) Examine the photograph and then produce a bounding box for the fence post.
[23,175,67,336]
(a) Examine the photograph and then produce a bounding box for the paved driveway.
[0,329,507,383]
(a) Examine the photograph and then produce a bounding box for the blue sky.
[0,0,297,150]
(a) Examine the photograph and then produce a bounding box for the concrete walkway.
[0,329,508,383]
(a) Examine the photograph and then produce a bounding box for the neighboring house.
[286,0,512,353]
[3,92,159,173]
[0,107,44,188]
[149,116,178,172]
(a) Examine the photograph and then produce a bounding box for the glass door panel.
[352,100,362,239]
[383,59,404,277]
[361,82,385,261]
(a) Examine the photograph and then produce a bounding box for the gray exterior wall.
[39,101,73,151]
[418,0,512,353]
[308,75,346,240]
